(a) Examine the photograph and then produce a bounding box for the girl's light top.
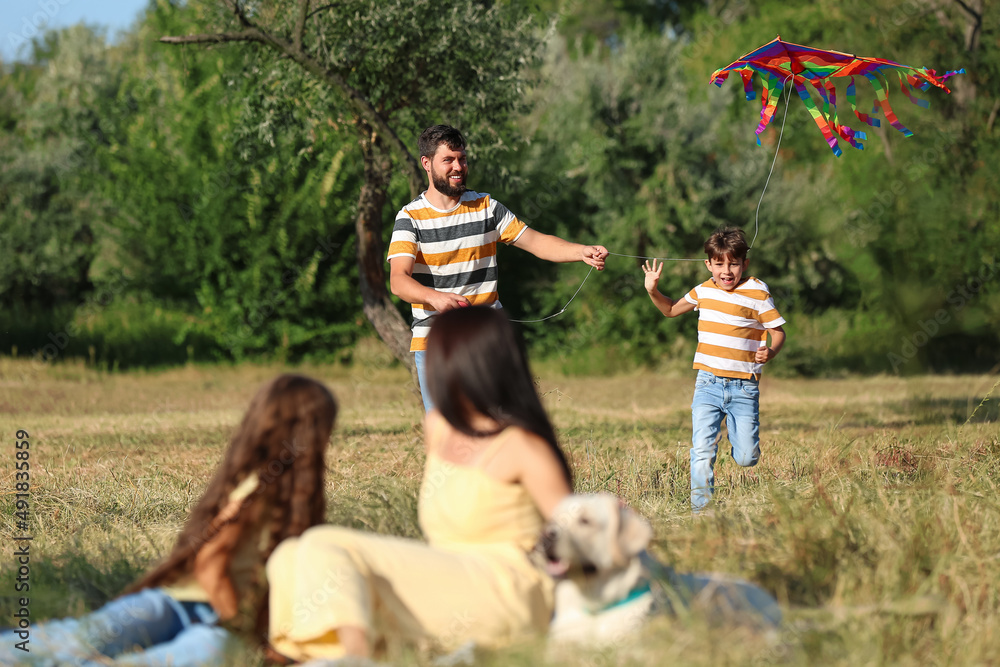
[419,425,545,554]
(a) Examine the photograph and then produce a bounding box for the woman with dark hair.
[267,307,573,663]
[0,374,337,666]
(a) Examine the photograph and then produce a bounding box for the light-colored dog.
[538,493,657,647]
[538,493,782,650]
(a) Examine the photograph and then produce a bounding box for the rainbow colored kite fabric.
[710,36,964,156]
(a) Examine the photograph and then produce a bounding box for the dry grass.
[1,358,998,665]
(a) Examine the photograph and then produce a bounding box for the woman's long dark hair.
[425,306,572,485]
[127,374,337,640]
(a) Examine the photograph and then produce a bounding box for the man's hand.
[427,292,471,313]
[390,256,470,312]
[642,259,663,293]
[582,245,609,270]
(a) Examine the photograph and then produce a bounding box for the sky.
[2,0,152,62]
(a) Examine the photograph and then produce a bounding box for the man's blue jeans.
[0,588,232,666]
[414,350,434,412]
[690,370,760,511]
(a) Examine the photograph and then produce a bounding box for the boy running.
[642,228,786,511]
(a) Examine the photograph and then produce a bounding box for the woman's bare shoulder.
[499,425,556,462]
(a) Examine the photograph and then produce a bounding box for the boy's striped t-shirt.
[387,191,528,351]
[684,277,785,380]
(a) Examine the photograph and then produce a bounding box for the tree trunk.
[355,129,415,376]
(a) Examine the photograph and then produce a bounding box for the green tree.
[88,2,367,361]
[0,26,118,307]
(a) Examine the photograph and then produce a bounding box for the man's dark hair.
[418,124,466,159]
[704,227,749,261]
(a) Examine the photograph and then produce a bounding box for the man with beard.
[388,124,609,411]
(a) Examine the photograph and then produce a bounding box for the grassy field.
[1,357,998,666]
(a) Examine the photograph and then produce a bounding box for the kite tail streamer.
[794,81,842,156]
[847,76,881,128]
[822,81,836,123]
[816,80,859,150]
[756,74,785,143]
[815,79,832,119]
[898,70,930,109]
[866,71,913,137]
[740,69,755,100]
[908,72,933,92]
[822,80,866,150]
[917,67,966,92]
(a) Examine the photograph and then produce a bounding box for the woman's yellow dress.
[266,426,553,661]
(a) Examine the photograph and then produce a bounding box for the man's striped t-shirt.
[386,191,528,351]
[683,277,785,380]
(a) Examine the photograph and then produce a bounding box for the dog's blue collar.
[594,581,652,614]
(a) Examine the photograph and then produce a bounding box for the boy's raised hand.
[642,259,663,293]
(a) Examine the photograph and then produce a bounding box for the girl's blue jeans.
[690,370,760,511]
[0,588,233,666]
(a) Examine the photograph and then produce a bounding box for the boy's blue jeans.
[0,588,233,666]
[690,370,760,511]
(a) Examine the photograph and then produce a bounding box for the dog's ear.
[617,506,652,558]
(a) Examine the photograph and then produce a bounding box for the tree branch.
[306,2,341,22]
[159,31,266,46]
[294,0,310,54]
[160,23,425,196]
[951,0,981,22]
[951,0,982,51]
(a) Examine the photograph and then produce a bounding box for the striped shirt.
[684,277,785,380]
[387,191,528,351]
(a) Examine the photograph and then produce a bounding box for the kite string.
[513,76,793,322]
[508,265,595,324]
[607,252,703,262]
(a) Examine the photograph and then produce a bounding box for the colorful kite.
[710,36,964,156]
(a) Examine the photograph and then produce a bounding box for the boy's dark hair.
[418,124,466,159]
[704,227,749,261]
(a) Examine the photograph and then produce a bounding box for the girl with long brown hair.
[0,374,337,666]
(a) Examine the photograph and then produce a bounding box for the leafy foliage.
[0,27,117,306]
